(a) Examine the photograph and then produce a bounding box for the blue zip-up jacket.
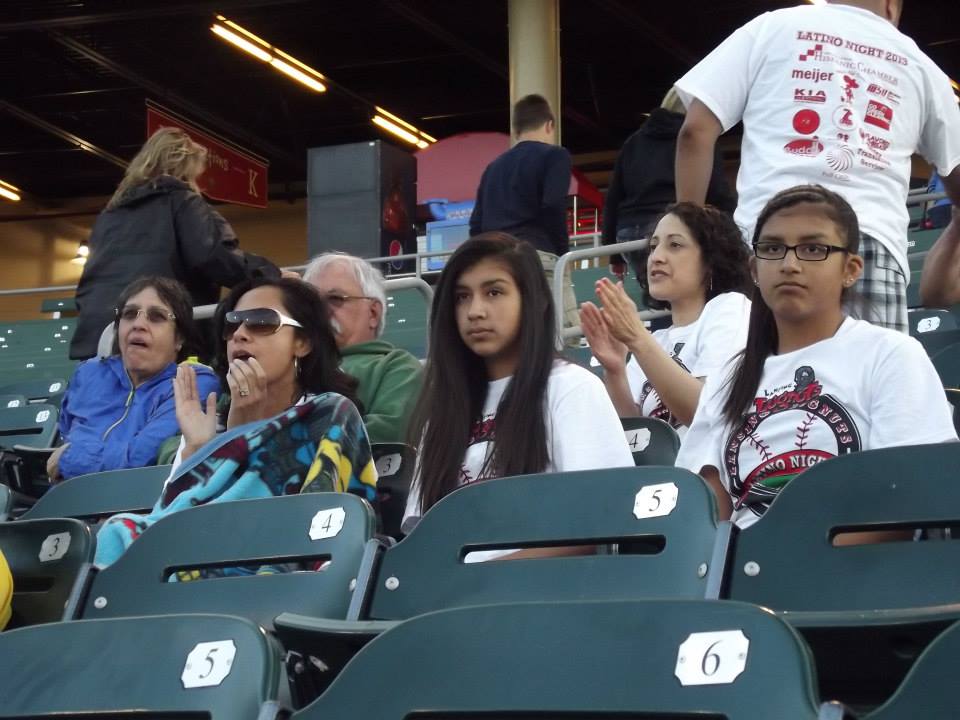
[57,356,219,480]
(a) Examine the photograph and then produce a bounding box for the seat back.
[0,613,283,718]
[0,394,26,410]
[21,465,171,522]
[294,599,827,720]
[622,415,682,465]
[727,444,960,612]
[0,379,67,408]
[931,342,960,390]
[369,467,722,620]
[0,403,58,450]
[0,517,93,626]
[909,308,959,337]
[81,493,376,629]
[0,483,10,522]
[868,619,960,720]
[371,443,415,538]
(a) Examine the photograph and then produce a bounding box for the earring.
[294,356,301,377]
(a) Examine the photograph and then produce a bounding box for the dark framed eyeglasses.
[753,242,850,262]
[324,293,376,309]
[222,308,303,340]
[117,306,176,324]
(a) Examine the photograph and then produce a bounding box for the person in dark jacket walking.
[70,127,280,360]
[603,89,735,279]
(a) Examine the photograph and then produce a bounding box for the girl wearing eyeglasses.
[403,234,633,548]
[581,202,752,434]
[677,185,957,528]
[49,276,217,481]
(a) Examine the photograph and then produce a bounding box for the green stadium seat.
[75,493,376,631]
[0,517,94,627]
[622,416,681,465]
[0,613,285,718]
[371,443,415,539]
[20,465,171,522]
[724,444,960,707]
[908,308,958,337]
[0,484,10,522]
[867,619,960,720]
[275,467,727,700]
[0,394,26,410]
[0,377,68,407]
[907,270,923,308]
[0,403,59,497]
[40,296,78,314]
[906,227,942,255]
[288,599,844,720]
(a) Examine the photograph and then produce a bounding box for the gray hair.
[303,251,388,337]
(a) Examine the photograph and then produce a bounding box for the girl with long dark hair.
[582,202,751,433]
[676,186,956,528]
[404,233,632,529]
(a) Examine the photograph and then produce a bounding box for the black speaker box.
[307,140,417,273]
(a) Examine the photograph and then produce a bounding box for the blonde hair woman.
[107,128,207,208]
[71,128,280,360]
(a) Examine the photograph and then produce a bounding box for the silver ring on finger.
[238,388,250,397]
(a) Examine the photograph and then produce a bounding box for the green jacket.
[342,339,423,445]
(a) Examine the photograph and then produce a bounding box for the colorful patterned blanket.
[94,393,377,569]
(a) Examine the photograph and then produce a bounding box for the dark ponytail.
[721,185,860,426]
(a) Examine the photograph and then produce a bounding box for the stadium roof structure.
[1,0,957,205]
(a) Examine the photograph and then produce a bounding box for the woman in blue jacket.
[48,276,218,480]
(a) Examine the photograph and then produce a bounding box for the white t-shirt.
[675,4,960,276]
[404,361,635,525]
[677,317,957,528]
[626,292,751,437]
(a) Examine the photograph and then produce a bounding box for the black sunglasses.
[222,308,303,340]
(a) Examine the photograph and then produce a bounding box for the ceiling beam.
[385,0,606,136]
[0,0,304,33]
[0,100,128,168]
[49,32,302,169]
[592,0,698,68]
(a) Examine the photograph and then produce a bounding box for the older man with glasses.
[303,252,423,445]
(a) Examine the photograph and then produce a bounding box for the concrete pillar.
[507,0,561,143]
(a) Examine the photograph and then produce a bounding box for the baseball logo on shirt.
[840,75,860,105]
[724,366,861,520]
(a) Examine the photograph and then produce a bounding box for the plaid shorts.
[852,234,908,334]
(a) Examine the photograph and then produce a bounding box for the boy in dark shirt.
[470,94,577,331]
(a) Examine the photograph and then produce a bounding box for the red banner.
[146,103,269,208]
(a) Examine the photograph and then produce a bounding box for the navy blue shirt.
[469,140,571,256]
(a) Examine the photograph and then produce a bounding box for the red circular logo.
[389,240,403,256]
[793,109,821,135]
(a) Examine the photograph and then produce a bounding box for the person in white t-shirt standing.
[580,203,752,436]
[674,0,960,333]
[676,185,957,529]
[404,233,633,532]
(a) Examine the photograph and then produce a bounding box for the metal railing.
[553,238,671,341]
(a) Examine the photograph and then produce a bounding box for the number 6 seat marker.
[675,630,750,686]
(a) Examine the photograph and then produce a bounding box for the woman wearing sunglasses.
[677,185,957,529]
[170,276,363,472]
[49,276,217,481]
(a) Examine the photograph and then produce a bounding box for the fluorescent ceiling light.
[211,16,326,92]
[0,179,21,202]
[372,106,436,150]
